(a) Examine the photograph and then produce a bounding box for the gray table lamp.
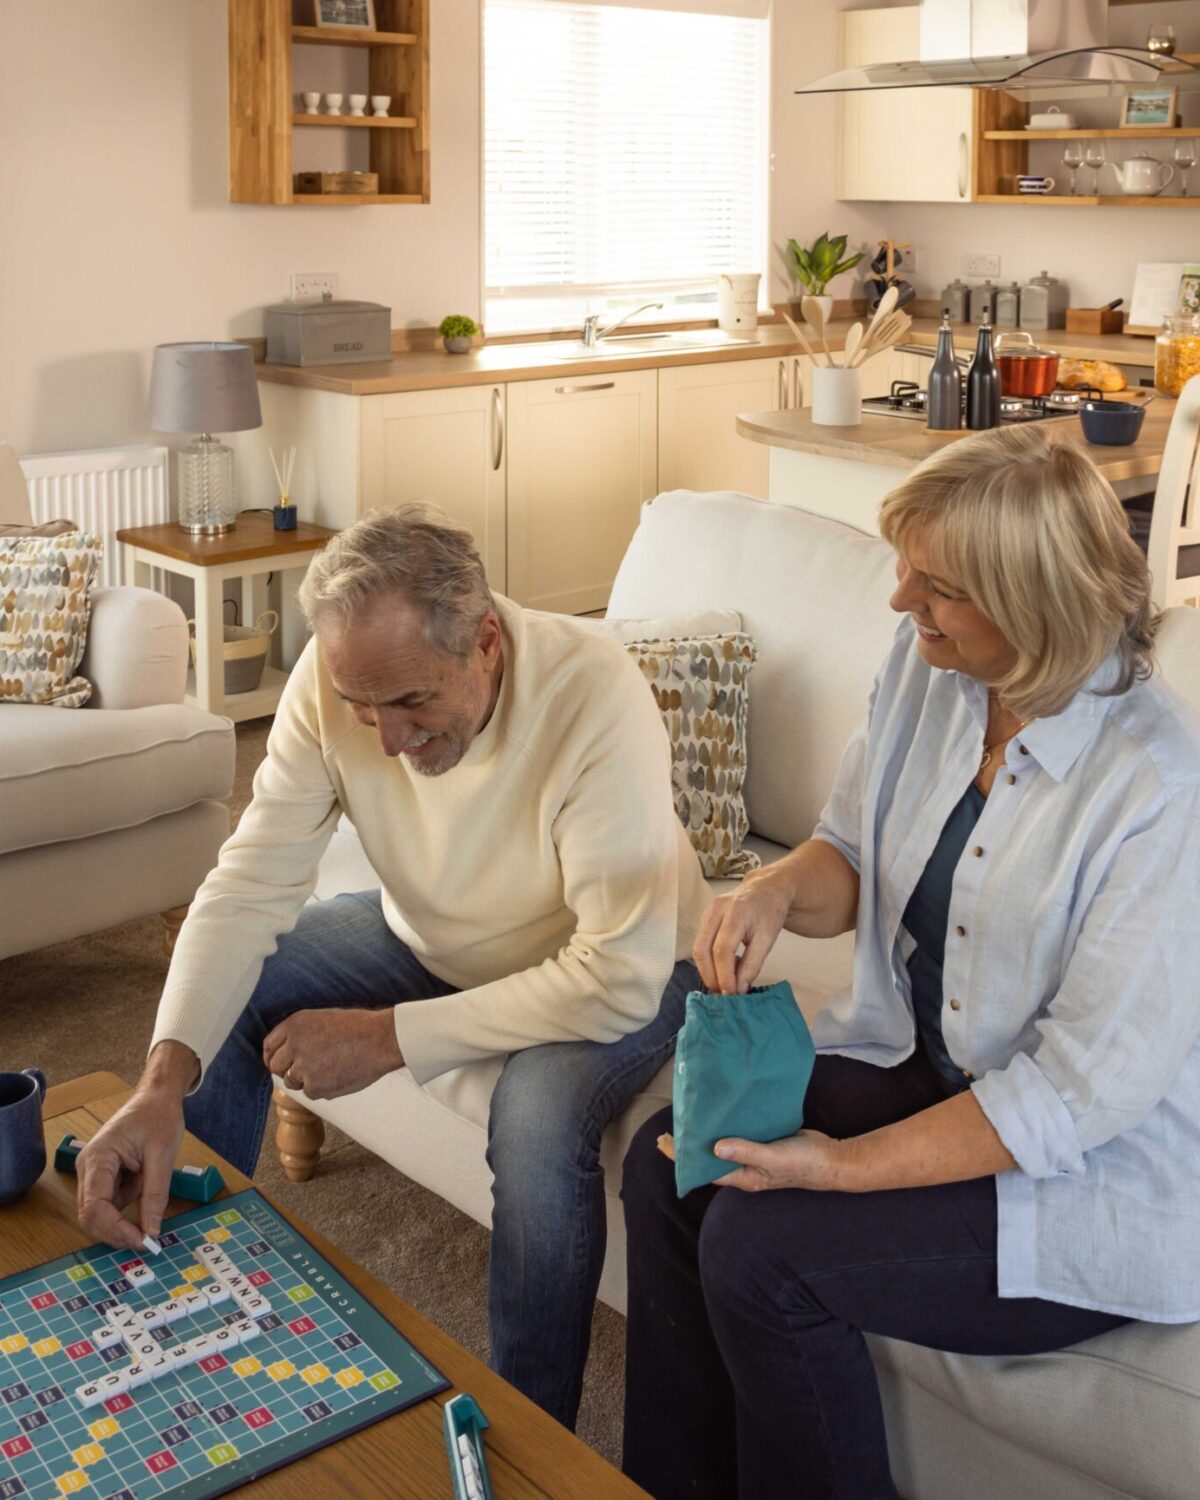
[149,342,262,534]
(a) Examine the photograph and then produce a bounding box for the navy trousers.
[621,1048,1130,1500]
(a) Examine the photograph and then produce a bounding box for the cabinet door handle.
[554,381,616,394]
[792,357,803,409]
[491,387,504,471]
[777,359,786,409]
[957,131,969,199]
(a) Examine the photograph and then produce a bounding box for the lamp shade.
[148,342,262,434]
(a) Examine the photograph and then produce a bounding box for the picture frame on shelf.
[1178,265,1200,318]
[313,0,376,30]
[1119,86,1177,128]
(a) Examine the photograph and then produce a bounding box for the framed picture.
[1179,264,1200,318]
[1119,86,1177,128]
[313,0,376,30]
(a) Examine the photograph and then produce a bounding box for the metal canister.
[1020,271,1069,330]
[995,282,1021,326]
[939,279,971,324]
[969,280,998,325]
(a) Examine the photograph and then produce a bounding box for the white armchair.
[0,444,236,961]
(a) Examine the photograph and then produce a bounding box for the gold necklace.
[980,703,1029,773]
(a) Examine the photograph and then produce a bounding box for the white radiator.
[20,444,170,589]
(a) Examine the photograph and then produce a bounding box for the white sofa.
[0,445,236,960]
[300,491,1200,1500]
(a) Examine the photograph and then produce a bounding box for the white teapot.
[1102,152,1175,196]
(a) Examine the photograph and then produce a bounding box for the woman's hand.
[693,866,793,994]
[713,1130,845,1193]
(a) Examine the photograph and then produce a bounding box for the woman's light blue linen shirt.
[811,617,1200,1322]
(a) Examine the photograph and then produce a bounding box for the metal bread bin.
[264,298,391,366]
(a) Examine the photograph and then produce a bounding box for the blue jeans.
[184,889,697,1429]
[621,1049,1130,1500]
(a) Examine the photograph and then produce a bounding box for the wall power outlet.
[964,253,1000,279]
[290,272,337,302]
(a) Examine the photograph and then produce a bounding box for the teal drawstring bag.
[671,981,816,1197]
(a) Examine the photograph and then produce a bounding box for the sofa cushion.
[0,531,103,707]
[608,491,900,850]
[0,703,235,855]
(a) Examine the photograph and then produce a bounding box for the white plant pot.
[811,295,834,324]
[811,365,862,427]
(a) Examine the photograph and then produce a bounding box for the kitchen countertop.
[253,319,1159,397]
[736,392,1172,487]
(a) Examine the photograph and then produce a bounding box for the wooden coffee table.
[4,1073,645,1499]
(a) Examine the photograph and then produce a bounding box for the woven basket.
[188,610,279,696]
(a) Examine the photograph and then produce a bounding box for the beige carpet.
[1,720,626,1465]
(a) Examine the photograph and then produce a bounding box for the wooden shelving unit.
[972,57,1200,207]
[228,0,429,206]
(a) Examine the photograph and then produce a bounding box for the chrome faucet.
[581,302,664,348]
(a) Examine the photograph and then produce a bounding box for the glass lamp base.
[177,435,238,534]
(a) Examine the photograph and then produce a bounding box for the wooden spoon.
[801,296,834,367]
[842,321,864,370]
[782,310,823,366]
[864,284,900,344]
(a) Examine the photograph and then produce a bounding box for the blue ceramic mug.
[0,1069,47,1205]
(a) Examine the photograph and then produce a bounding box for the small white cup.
[348,94,367,117]
[301,92,321,115]
[324,93,343,116]
[811,366,863,427]
[371,95,391,117]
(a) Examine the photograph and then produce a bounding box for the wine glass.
[1174,140,1196,197]
[1062,142,1084,196]
[1084,142,1107,196]
[1146,22,1176,57]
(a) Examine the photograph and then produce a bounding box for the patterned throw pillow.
[0,531,103,707]
[624,632,759,879]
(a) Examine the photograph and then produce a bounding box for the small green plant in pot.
[786,233,864,322]
[438,314,480,354]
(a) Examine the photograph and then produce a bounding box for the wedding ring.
[283,1071,302,1090]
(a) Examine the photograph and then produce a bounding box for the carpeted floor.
[2,720,627,1465]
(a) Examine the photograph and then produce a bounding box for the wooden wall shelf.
[977,194,1198,206]
[293,114,418,129]
[291,25,416,47]
[985,126,1200,140]
[229,0,429,205]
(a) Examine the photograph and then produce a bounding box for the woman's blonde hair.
[878,424,1158,720]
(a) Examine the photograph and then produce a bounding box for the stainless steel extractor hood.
[797,0,1200,101]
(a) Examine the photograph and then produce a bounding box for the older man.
[76,505,708,1428]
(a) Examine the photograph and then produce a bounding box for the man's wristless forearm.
[143,1039,201,1098]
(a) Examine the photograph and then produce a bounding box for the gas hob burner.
[861,381,1078,425]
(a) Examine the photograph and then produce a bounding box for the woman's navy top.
[902,781,986,1091]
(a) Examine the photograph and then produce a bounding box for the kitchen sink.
[513,329,762,360]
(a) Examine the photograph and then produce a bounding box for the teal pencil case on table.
[672,980,816,1197]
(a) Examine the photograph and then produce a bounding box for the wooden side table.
[117,513,337,723]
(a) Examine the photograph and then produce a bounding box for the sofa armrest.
[80,587,190,710]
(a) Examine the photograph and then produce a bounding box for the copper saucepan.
[994,331,1060,398]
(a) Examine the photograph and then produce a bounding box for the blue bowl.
[1079,399,1146,447]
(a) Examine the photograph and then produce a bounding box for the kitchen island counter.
[737,394,1170,534]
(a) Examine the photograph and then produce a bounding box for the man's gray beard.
[407,736,465,776]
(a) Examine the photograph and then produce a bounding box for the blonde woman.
[621,425,1200,1500]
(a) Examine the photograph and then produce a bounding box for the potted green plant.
[438,314,480,354]
[786,233,865,325]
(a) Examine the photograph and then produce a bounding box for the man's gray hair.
[298,504,495,658]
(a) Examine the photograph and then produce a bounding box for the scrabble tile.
[160,1299,188,1324]
[199,1281,231,1307]
[125,1362,153,1390]
[90,1324,122,1349]
[125,1265,156,1287]
[73,1382,104,1409]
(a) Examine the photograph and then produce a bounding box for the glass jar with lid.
[1155,314,1200,396]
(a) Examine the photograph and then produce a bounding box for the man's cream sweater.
[151,597,710,1086]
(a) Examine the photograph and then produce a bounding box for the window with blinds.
[483,0,770,335]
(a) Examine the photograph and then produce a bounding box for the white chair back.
[1147,375,1200,609]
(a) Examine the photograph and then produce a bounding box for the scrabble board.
[0,1189,448,1498]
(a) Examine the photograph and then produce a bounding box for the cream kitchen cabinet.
[659,356,801,499]
[505,369,658,614]
[836,6,974,203]
[360,385,508,593]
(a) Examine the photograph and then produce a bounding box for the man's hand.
[712,1130,846,1194]
[76,1041,195,1251]
[263,1009,404,1100]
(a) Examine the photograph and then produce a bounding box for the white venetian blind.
[484,0,770,333]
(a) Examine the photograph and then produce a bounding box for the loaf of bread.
[1057,359,1127,393]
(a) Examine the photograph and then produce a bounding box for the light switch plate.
[289,271,337,303]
